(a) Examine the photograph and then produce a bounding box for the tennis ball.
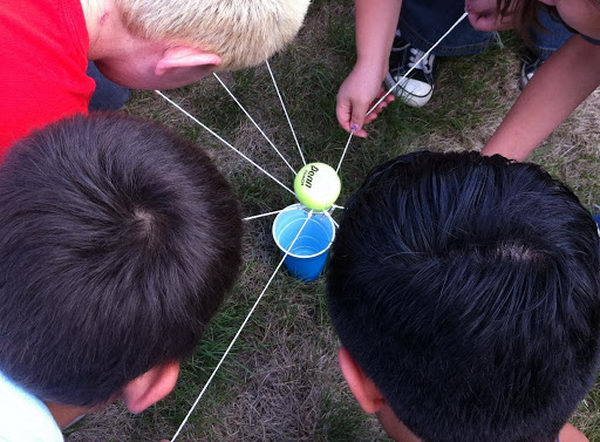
[294,163,341,211]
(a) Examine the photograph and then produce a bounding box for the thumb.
[336,94,353,132]
[350,101,369,138]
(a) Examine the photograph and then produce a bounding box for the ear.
[155,46,222,76]
[338,347,386,414]
[121,361,181,414]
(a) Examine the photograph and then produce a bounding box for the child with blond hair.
[0,0,309,156]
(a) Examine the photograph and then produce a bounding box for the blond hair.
[115,0,311,70]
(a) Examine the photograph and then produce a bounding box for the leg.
[530,7,574,59]
[399,0,494,56]
[520,7,574,88]
[87,62,131,111]
[387,0,496,107]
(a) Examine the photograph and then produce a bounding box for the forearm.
[355,0,402,74]
[482,36,600,161]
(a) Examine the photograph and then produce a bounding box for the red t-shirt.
[0,0,95,160]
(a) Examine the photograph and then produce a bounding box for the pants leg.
[398,0,495,55]
[529,7,574,59]
[397,0,573,58]
[87,62,131,111]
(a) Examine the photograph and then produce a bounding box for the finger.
[375,101,389,112]
[350,102,368,135]
[364,110,382,125]
[335,98,353,132]
[354,127,369,138]
[376,88,392,103]
[467,13,498,31]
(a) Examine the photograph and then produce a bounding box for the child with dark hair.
[328,151,600,442]
[0,113,242,440]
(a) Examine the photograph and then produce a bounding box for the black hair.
[0,113,242,407]
[328,151,600,442]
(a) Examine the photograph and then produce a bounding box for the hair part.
[114,0,311,70]
[0,113,243,406]
[328,151,600,441]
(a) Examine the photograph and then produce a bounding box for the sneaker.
[519,50,545,90]
[384,31,436,108]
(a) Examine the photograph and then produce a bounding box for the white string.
[336,131,355,173]
[367,12,469,115]
[324,210,339,229]
[213,73,297,174]
[335,12,469,174]
[167,14,468,440]
[243,209,286,221]
[265,60,307,166]
[155,90,294,196]
[170,211,314,442]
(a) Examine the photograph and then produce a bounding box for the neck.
[46,401,91,429]
[80,0,114,60]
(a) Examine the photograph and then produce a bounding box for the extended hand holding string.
[335,12,469,173]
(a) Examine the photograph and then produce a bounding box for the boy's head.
[327,151,600,441]
[0,114,242,415]
[90,0,311,89]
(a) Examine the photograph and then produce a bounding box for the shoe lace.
[408,48,433,75]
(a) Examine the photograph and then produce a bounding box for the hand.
[465,0,517,31]
[336,63,395,138]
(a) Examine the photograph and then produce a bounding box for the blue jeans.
[87,62,131,111]
[399,0,573,58]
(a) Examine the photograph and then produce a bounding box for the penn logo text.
[301,165,319,189]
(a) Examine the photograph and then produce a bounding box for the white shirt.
[0,371,63,442]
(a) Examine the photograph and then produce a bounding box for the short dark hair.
[0,113,242,407]
[328,151,600,442]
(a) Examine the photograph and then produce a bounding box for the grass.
[67,0,600,440]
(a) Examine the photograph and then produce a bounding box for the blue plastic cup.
[272,204,336,281]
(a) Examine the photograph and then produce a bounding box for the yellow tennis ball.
[294,163,341,211]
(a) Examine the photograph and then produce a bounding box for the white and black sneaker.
[519,50,545,90]
[384,31,436,108]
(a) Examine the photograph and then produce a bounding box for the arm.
[482,35,600,161]
[336,0,402,137]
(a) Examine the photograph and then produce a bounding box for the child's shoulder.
[0,372,63,442]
